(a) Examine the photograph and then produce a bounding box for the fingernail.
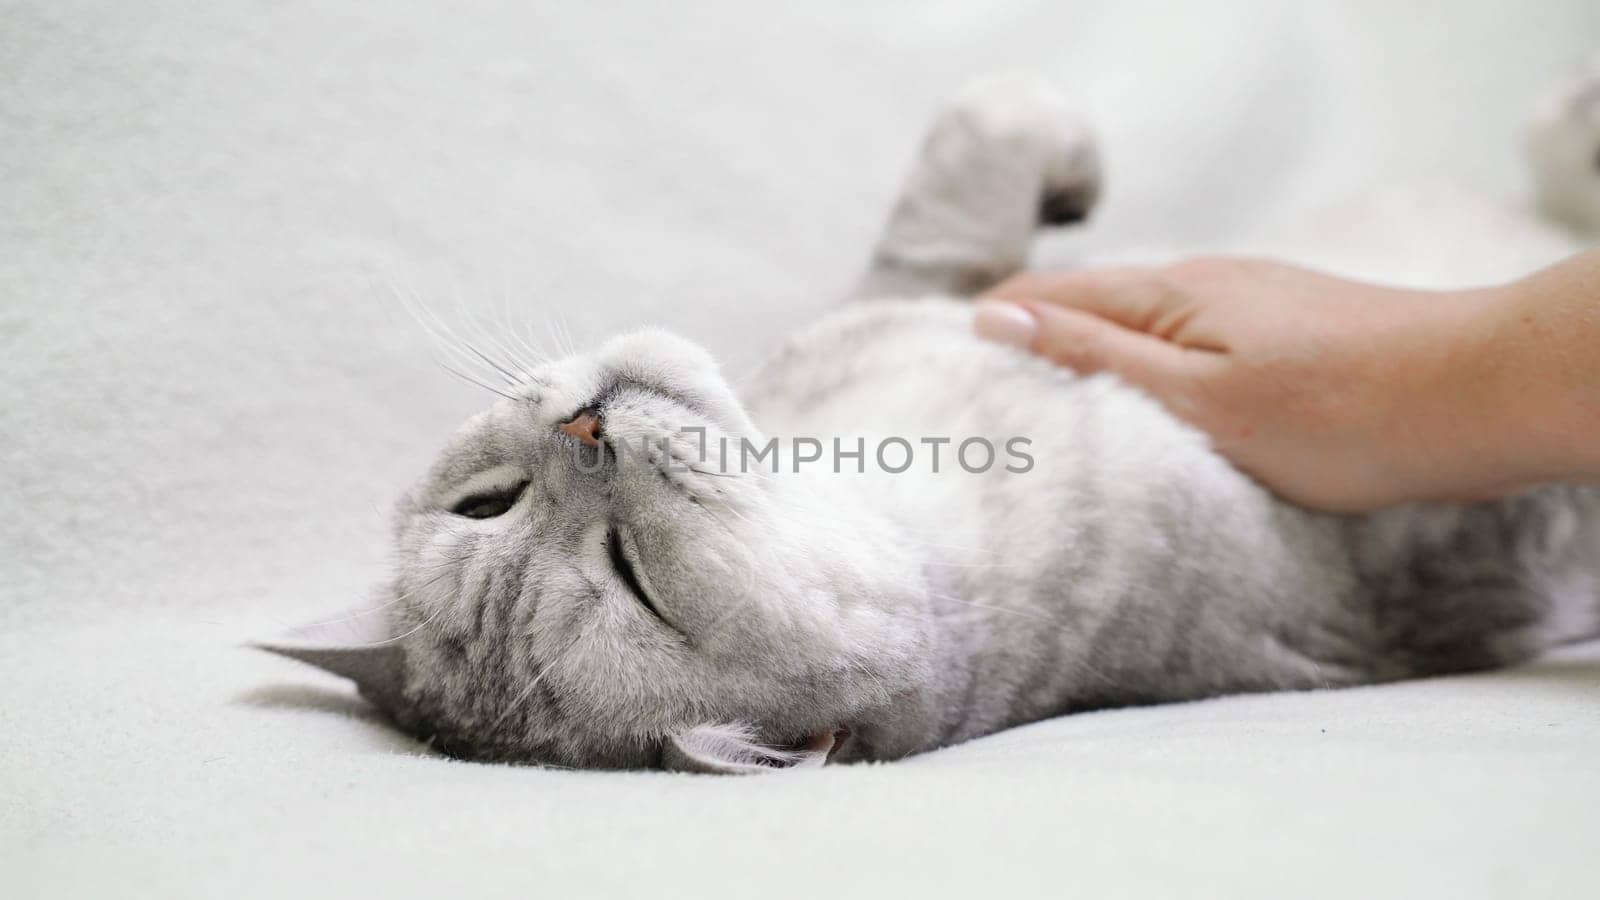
[973,300,1038,349]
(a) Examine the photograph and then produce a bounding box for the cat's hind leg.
[858,75,1102,299]
[1527,56,1600,236]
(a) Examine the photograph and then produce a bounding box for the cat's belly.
[742,300,1372,737]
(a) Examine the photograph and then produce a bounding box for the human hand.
[974,258,1519,512]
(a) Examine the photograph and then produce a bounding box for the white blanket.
[4,1,1598,896]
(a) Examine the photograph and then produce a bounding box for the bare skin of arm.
[973,250,1600,512]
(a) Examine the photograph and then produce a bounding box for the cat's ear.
[661,723,837,775]
[251,610,406,711]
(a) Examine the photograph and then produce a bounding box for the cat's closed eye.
[607,527,668,623]
[450,482,530,519]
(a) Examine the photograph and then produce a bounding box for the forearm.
[1474,248,1600,488]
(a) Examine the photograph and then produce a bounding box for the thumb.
[974,298,1197,401]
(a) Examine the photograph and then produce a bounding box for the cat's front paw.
[1527,56,1600,234]
[860,74,1103,299]
[936,74,1103,226]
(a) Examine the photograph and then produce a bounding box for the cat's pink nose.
[560,408,602,448]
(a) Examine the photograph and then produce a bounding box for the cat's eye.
[450,482,529,519]
[607,528,667,623]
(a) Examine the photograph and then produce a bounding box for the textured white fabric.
[4,1,1598,897]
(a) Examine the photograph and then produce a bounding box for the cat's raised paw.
[937,74,1103,228]
[859,74,1102,299]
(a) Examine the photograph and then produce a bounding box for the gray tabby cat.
[260,75,1600,774]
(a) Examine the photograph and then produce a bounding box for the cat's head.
[258,329,934,773]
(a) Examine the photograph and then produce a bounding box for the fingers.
[984,267,1177,332]
[974,299,1206,407]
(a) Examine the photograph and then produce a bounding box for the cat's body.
[746,298,1600,762]
[261,73,1600,773]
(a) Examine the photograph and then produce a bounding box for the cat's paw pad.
[934,74,1102,226]
[1526,57,1600,233]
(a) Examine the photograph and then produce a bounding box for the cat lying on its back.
[260,75,1600,773]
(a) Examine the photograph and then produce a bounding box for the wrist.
[1398,285,1520,497]
[1458,270,1594,491]
[1455,283,1543,490]
[1498,260,1600,486]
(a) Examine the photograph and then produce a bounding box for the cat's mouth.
[823,726,854,763]
[774,727,854,767]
